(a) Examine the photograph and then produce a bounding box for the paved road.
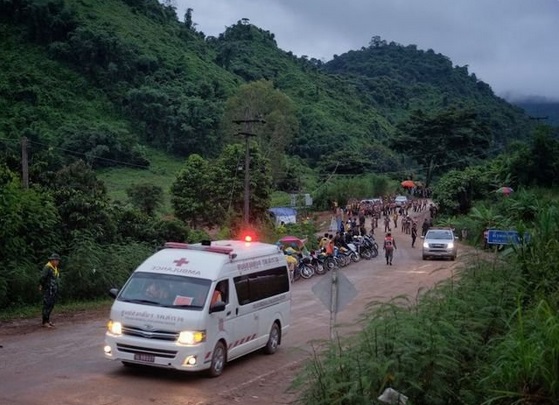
[0,213,464,405]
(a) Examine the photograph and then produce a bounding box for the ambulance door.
[229,274,260,359]
[208,279,235,352]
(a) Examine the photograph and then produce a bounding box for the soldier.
[39,253,61,328]
[383,232,397,265]
[411,222,418,248]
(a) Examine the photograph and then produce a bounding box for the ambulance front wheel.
[264,322,280,354]
[207,341,226,377]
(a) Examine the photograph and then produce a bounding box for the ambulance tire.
[264,322,280,355]
[207,341,226,377]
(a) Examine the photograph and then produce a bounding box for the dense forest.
[0,0,535,178]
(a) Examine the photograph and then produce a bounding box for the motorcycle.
[310,250,327,275]
[335,246,352,267]
[297,254,315,279]
[352,236,373,260]
[363,234,379,258]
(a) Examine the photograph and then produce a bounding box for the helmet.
[49,253,61,261]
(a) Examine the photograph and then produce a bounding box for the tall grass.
[481,300,559,405]
[295,260,522,404]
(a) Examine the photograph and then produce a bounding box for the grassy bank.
[295,205,559,405]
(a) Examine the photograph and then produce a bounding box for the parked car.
[394,195,408,207]
[422,227,457,260]
[360,198,382,205]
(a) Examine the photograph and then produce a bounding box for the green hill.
[0,0,534,191]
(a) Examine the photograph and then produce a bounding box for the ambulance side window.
[233,266,289,305]
[212,279,229,305]
[234,276,250,305]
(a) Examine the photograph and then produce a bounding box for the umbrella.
[496,186,514,195]
[401,180,415,188]
[278,235,307,246]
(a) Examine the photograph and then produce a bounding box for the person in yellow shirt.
[39,253,61,328]
[284,248,298,281]
[318,233,330,250]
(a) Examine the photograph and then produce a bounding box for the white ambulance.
[103,239,291,377]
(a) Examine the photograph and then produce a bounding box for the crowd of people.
[328,194,438,266]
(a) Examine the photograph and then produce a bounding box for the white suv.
[422,228,457,260]
[394,195,408,207]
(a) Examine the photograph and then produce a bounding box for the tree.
[126,183,164,216]
[221,80,298,186]
[391,108,491,186]
[184,8,194,30]
[0,165,60,307]
[171,154,216,228]
[211,143,272,225]
[509,126,559,188]
[49,160,115,245]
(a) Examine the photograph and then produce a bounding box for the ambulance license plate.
[134,353,155,363]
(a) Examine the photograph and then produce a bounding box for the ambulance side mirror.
[210,302,226,313]
[108,288,119,299]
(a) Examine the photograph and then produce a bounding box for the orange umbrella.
[401,180,415,188]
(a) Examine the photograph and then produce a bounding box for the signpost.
[312,268,358,340]
[487,229,530,245]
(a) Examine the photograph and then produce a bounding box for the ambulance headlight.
[107,320,122,336]
[177,330,206,345]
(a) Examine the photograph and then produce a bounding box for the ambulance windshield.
[118,273,212,309]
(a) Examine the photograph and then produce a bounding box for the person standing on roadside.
[422,218,430,237]
[39,253,61,328]
[383,232,397,265]
[383,215,391,233]
[411,222,418,248]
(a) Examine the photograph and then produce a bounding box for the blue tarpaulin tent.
[268,207,297,225]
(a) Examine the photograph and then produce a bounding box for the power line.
[0,136,152,170]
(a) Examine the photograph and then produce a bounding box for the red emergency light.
[164,242,234,255]
[239,228,257,243]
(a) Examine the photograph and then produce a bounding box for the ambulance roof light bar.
[164,242,234,255]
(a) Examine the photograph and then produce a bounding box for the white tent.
[268,207,297,225]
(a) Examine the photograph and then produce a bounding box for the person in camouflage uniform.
[39,253,61,328]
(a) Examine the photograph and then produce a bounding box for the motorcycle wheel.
[300,264,314,279]
[314,261,327,275]
[324,257,336,271]
[350,252,360,263]
[370,247,379,258]
[360,248,373,260]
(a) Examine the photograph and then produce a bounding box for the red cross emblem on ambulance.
[173,257,189,267]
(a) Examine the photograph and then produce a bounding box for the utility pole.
[21,136,29,189]
[233,117,265,224]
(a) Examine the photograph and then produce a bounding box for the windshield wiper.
[121,298,160,305]
[171,304,203,309]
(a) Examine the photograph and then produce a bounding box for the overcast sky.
[173,0,559,101]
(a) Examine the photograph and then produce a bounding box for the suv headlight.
[423,241,429,248]
[177,330,206,345]
[447,242,454,249]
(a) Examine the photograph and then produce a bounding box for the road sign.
[312,269,358,339]
[487,229,530,245]
[312,270,358,313]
